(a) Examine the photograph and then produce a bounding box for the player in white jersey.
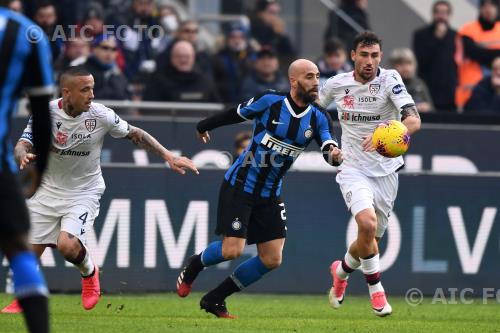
[318,32,421,316]
[1,67,199,313]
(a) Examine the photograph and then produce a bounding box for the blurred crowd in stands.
[5,0,500,113]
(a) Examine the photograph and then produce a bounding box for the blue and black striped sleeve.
[23,24,54,96]
[315,110,340,166]
[236,92,272,120]
[197,92,271,132]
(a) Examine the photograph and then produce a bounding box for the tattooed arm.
[126,125,199,175]
[400,104,421,135]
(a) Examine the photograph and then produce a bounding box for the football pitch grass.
[1,292,500,333]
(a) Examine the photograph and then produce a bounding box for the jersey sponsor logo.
[340,112,381,122]
[304,128,313,139]
[369,84,380,95]
[392,84,403,94]
[59,149,90,157]
[85,119,97,132]
[56,131,68,145]
[260,133,304,158]
[71,133,92,140]
[342,95,355,109]
[358,96,377,103]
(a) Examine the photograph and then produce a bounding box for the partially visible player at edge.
[318,31,421,316]
[1,67,199,314]
[177,59,343,318]
[0,3,54,333]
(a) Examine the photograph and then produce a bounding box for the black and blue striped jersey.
[0,8,54,173]
[225,91,337,197]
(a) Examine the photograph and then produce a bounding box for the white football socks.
[77,250,95,277]
[336,251,361,280]
[360,254,384,296]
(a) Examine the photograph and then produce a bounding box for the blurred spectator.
[78,2,105,40]
[455,0,500,110]
[239,47,289,100]
[250,0,296,67]
[81,35,130,100]
[213,21,257,103]
[464,56,500,113]
[233,131,253,160]
[7,0,22,12]
[33,0,63,59]
[174,20,215,80]
[413,0,457,112]
[112,0,162,82]
[55,36,90,74]
[324,0,370,51]
[153,4,181,54]
[390,48,434,113]
[317,38,352,85]
[143,40,219,102]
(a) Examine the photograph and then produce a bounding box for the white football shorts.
[336,167,398,238]
[27,192,100,246]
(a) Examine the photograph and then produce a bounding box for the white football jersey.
[318,68,415,177]
[20,99,129,198]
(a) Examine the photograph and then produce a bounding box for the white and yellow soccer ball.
[372,120,410,158]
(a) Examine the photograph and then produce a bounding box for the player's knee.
[221,246,244,260]
[357,214,377,239]
[260,254,282,269]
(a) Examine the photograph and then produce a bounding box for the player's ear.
[351,50,356,62]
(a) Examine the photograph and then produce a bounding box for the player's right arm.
[196,92,270,143]
[317,76,339,109]
[14,133,36,171]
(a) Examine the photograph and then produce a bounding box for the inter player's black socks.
[205,277,240,301]
[191,254,204,272]
[19,295,49,333]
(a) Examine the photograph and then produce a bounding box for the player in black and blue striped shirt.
[0,4,53,332]
[177,59,343,318]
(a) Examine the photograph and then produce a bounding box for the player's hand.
[167,156,199,175]
[329,145,343,164]
[197,131,210,144]
[19,153,37,170]
[361,134,376,152]
[362,123,385,152]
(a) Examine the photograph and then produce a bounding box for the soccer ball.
[372,120,410,158]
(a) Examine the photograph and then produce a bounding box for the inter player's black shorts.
[216,181,287,245]
[0,171,30,242]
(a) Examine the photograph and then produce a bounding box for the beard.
[297,82,317,105]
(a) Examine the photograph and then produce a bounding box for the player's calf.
[177,241,229,297]
[360,253,391,316]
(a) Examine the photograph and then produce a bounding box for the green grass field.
[1,292,500,333]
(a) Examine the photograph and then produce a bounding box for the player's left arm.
[316,110,342,166]
[126,125,199,175]
[400,103,421,135]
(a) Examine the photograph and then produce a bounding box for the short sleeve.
[237,93,272,120]
[385,70,415,110]
[315,111,338,150]
[19,116,34,144]
[318,76,339,109]
[106,108,129,138]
